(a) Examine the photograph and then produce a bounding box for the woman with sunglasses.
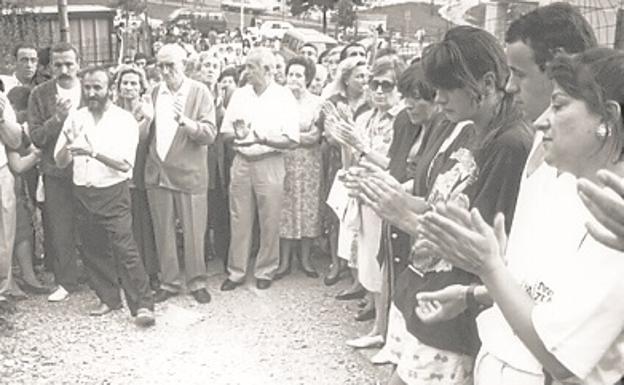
[351,26,532,384]
[417,47,624,385]
[317,56,370,290]
[325,55,407,348]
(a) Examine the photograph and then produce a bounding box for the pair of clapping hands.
[232,119,267,146]
[321,101,366,152]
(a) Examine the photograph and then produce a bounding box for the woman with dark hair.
[276,57,323,279]
[115,65,159,290]
[419,47,624,385]
[352,26,532,384]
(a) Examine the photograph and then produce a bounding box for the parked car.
[281,28,337,60]
[259,20,294,40]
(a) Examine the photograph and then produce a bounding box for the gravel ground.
[0,257,392,385]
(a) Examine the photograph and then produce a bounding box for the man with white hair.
[220,47,299,291]
[145,43,216,304]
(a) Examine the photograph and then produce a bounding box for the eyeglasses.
[369,79,395,93]
[157,62,176,70]
[349,51,366,58]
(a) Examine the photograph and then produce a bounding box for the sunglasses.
[369,79,395,93]
[349,51,366,58]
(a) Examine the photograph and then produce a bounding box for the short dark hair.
[423,26,508,98]
[547,48,624,159]
[80,65,111,85]
[286,56,316,87]
[340,42,366,62]
[13,42,37,58]
[397,61,435,102]
[505,2,597,71]
[218,66,240,85]
[50,42,80,61]
[318,48,330,64]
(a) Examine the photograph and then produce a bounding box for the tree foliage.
[336,0,355,29]
[0,0,46,73]
[290,0,335,33]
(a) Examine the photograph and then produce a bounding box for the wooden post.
[58,0,70,43]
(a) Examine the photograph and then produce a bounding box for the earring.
[596,123,611,138]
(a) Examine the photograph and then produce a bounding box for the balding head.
[156,44,187,90]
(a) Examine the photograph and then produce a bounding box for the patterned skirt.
[279,146,322,239]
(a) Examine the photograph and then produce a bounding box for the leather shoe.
[135,308,155,328]
[301,266,319,278]
[323,272,341,286]
[335,288,366,301]
[273,265,291,281]
[256,279,271,290]
[153,289,177,303]
[190,288,211,304]
[220,279,242,291]
[355,307,375,322]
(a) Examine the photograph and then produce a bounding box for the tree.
[336,0,355,33]
[0,0,44,73]
[290,0,334,34]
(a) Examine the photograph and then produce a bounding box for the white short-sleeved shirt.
[532,236,624,384]
[54,104,138,188]
[477,138,624,384]
[221,82,299,157]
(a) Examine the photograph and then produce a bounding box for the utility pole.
[58,0,70,43]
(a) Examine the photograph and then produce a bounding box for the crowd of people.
[0,2,623,384]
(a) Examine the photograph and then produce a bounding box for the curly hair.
[286,56,316,87]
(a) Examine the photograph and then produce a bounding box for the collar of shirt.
[159,77,190,100]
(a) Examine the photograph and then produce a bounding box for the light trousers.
[0,166,16,298]
[147,187,208,293]
[227,154,285,282]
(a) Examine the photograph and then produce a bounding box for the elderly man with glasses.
[145,44,217,304]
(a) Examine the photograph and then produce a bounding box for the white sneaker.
[47,286,69,302]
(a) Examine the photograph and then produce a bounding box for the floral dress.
[279,92,323,239]
[379,114,532,385]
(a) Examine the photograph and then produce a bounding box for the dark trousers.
[130,188,159,277]
[207,172,230,263]
[74,181,153,315]
[43,175,80,289]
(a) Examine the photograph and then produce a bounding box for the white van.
[281,28,337,60]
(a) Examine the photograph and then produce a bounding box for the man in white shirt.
[54,66,155,327]
[0,93,23,305]
[220,47,299,291]
[0,42,38,92]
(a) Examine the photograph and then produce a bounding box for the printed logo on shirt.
[522,281,554,303]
